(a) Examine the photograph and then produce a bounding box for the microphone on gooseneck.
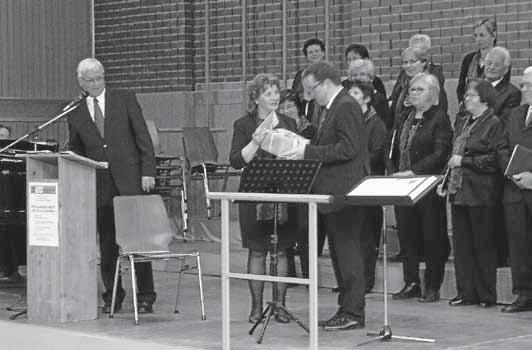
[62,90,89,112]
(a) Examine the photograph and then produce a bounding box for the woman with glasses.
[388,46,448,263]
[391,73,452,303]
[443,79,509,308]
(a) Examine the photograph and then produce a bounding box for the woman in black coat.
[391,73,452,303]
[229,74,298,324]
[444,79,509,307]
[456,18,510,103]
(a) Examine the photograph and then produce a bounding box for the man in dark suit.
[484,46,522,124]
[501,68,532,313]
[67,58,157,314]
[284,61,370,330]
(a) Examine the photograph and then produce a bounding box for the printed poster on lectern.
[28,182,59,247]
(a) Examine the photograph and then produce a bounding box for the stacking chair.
[146,120,190,239]
[181,126,240,218]
[109,194,206,325]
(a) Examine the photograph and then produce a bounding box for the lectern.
[17,152,107,323]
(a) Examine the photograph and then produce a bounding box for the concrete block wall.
[94,0,532,92]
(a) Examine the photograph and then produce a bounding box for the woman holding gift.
[229,73,298,324]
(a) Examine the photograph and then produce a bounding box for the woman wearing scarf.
[456,18,510,103]
[391,73,452,303]
[445,79,509,307]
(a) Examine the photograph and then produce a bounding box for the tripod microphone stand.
[248,202,310,343]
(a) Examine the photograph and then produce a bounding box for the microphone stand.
[0,102,83,154]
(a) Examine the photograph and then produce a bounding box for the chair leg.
[196,253,206,320]
[130,256,139,325]
[174,258,185,314]
[201,163,212,219]
[110,256,122,319]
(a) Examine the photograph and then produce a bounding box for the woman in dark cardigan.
[229,73,298,324]
[456,18,510,103]
[444,79,509,307]
[391,73,452,303]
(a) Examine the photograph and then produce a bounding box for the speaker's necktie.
[93,97,105,137]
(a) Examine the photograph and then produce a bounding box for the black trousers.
[504,200,532,298]
[395,193,449,291]
[452,205,497,303]
[97,170,156,304]
[323,206,368,321]
[364,206,382,290]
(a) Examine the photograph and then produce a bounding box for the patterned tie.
[526,106,532,128]
[317,106,328,134]
[93,97,105,137]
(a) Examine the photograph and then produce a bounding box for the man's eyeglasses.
[402,59,420,66]
[81,76,104,84]
[311,80,323,91]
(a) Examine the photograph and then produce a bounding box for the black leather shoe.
[318,308,342,327]
[389,252,405,262]
[392,283,421,300]
[501,296,532,313]
[274,307,291,323]
[103,302,121,314]
[449,298,476,306]
[321,312,364,331]
[418,289,440,303]
[479,301,495,308]
[137,301,153,314]
[248,309,263,324]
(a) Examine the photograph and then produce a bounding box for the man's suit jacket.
[304,88,370,213]
[493,80,522,125]
[68,89,156,196]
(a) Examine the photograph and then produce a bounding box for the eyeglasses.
[80,76,104,84]
[464,93,479,99]
[311,80,323,91]
[409,87,426,94]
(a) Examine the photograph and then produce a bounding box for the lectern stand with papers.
[342,175,442,347]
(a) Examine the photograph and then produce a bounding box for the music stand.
[239,158,321,344]
[340,175,442,346]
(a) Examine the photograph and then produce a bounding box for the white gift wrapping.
[259,128,309,157]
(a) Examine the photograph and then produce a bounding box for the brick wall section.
[94,0,532,92]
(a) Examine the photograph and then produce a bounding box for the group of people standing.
[229,17,532,332]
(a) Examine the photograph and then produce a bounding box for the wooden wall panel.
[0,0,92,99]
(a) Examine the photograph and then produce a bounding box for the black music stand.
[239,158,321,344]
[341,175,442,346]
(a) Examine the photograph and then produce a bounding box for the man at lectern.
[67,58,157,314]
[285,61,370,331]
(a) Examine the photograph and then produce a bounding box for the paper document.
[348,176,437,199]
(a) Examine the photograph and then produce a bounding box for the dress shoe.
[137,301,153,314]
[392,283,421,300]
[418,289,440,303]
[274,307,291,323]
[321,312,364,331]
[318,308,342,327]
[501,296,532,313]
[102,302,122,314]
[448,297,476,306]
[248,309,264,324]
[479,301,495,308]
[389,252,405,262]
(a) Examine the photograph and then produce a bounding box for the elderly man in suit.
[285,61,370,331]
[501,67,532,313]
[484,46,522,124]
[68,58,157,314]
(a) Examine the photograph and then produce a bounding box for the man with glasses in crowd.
[67,58,157,315]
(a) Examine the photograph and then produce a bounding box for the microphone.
[62,91,89,111]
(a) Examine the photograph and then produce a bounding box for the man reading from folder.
[284,61,370,331]
[67,58,157,314]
